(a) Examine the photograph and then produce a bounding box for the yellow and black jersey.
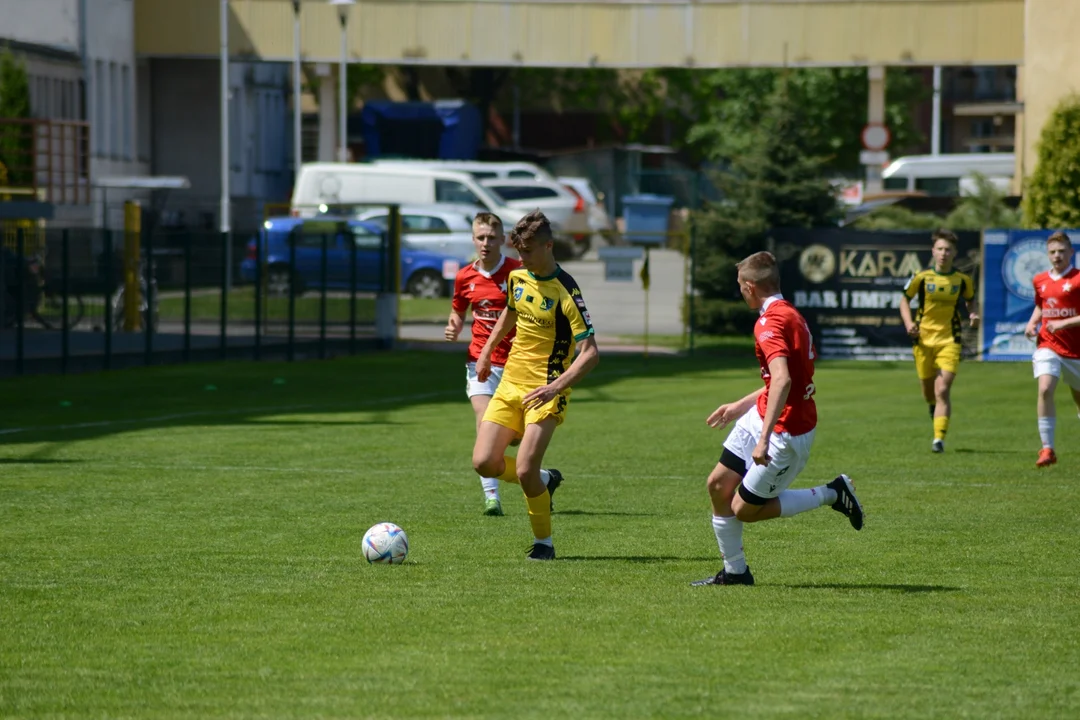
[903,268,975,346]
[503,266,594,388]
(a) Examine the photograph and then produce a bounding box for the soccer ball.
[362,522,409,565]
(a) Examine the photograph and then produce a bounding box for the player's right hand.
[706,404,737,429]
[476,355,491,382]
[1024,322,1039,340]
[906,323,920,339]
[444,324,460,341]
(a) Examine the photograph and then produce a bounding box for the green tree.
[622,67,926,172]
[1023,93,1080,228]
[690,75,842,334]
[0,46,32,187]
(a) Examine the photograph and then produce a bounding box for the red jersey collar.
[472,255,506,279]
[759,294,784,315]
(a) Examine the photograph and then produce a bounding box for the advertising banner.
[773,229,981,361]
[981,229,1079,362]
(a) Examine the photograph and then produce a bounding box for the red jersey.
[451,256,521,366]
[754,297,818,436]
[1034,268,1080,359]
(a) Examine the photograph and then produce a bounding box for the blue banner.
[982,229,1079,361]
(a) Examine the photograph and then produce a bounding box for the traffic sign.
[861,123,891,151]
[859,150,890,166]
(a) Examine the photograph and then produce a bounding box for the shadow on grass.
[781,583,961,593]
[555,509,655,517]
[0,458,83,464]
[952,448,1025,455]
[558,555,717,563]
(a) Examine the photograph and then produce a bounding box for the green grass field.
[2,351,1078,718]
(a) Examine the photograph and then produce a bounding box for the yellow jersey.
[503,266,595,388]
[903,268,975,346]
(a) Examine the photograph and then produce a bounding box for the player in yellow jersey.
[898,229,980,453]
[472,210,600,560]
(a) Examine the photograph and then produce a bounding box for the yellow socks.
[525,490,552,540]
[497,456,519,484]
[933,416,949,441]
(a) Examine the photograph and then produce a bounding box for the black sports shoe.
[545,468,563,511]
[527,542,556,561]
[690,566,755,586]
[827,474,864,531]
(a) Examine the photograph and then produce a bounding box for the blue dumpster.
[622,194,675,244]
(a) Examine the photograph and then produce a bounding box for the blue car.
[240,217,468,298]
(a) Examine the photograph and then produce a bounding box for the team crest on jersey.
[927,283,937,292]
[513,285,524,301]
[540,297,555,311]
[469,282,475,292]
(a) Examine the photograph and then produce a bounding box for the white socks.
[779,486,836,518]
[712,515,747,574]
[1038,417,1055,449]
[482,470,549,500]
[481,477,500,500]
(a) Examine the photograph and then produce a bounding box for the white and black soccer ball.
[362,522,409,565]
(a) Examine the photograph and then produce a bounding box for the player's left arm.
[963,276,980,329]
[1046,315,1080,333]
[752,355,791,466]
[523,335,600,409]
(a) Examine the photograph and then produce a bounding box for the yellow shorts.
[913,342,961,380]
[481,379,569,435]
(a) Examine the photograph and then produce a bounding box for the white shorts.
[721,407,816,500]
[466,362,504,398]
[1032,347,1080,390]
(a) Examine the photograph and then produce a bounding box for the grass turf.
[1,352,1078,718]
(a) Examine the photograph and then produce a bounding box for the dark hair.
[931,228,959,247]
[737,251,780,293]
[509,209,553,248]
[1048,230,1072,248]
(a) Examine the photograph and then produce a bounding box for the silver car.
[479,178,592,258]
[355,204,479,262]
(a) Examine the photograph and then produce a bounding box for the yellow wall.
[1017,0,1080,188]
[136,0,1024,68]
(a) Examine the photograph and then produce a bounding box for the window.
[361,214,388,229]
[914,177,960,197]
[435,179,482,206]
[507,170,539,179]
[467,171,499,180]
[95,61,106,155]
[110,62,120,158]
[350,226,382,249]
[295,221,341,248]
[486,185,560,201]
[121,65,131,159]
[403,215,449,232]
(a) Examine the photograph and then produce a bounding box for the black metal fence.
[1,211,403,376]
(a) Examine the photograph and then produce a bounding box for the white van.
[370,159,555,182]
[291,163,528,225]
[882,153,1015,196]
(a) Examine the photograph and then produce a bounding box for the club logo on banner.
[982,229,1080,361]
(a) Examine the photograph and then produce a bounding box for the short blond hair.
[1048,230,1072,249]
[737,251,780,293]
[473,212,503,234]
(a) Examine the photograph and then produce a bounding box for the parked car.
[478,178,592,258]
[239,217,463,298]
[290,163,564,243]
[354,203,479,262]
[882,153,1015,196]
[372,159,555,182]
[558,176,614,235]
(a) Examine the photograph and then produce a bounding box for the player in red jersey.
[1023,231,1080,468]
[445,213,560,515]
[692,251,864,587]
